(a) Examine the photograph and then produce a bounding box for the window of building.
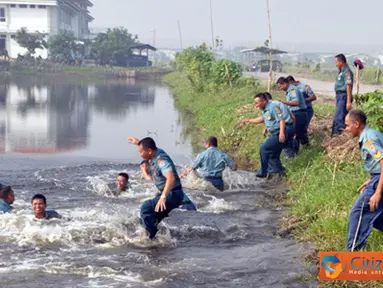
[19,4,28,8]
[0,8,5,22]
[38,5,47,9]
[10,35,15,39]
[30,5,36,8]
[0,35,6,39]
[10,4,16,8]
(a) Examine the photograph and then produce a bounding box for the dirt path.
[245,71,383,105]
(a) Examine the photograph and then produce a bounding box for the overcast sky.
[89,0,383,53]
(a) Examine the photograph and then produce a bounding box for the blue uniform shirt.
[286,84,307,112]
[296,82,315,108]
[0,199,12,213]
[359,126,383,175]
[335,64,353,92]
[271,100,293,123]
[192,147,236,178]
[149,148,182,193]
[45,210,62,220]
[262,101,293,135]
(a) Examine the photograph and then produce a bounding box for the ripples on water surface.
[0,77,314,287]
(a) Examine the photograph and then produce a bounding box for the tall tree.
[48,30,79,62]
[15,27,48,56]
[91,27,139,66]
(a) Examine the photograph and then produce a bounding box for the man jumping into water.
[128,137,195,239]
[181,136,237,191]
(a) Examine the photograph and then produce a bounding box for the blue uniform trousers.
[347,175,383,251]
[140,189,184,239]
[204,176,224,191]
[259,125,295,176]
[332,92,349,136]
[302,106,314,145]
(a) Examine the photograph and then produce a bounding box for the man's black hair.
[285,75,295,83]
[0,186,13,200]
[348,109,367,125]
[254,93,267,101]
[335,54,347,64]
[264,92,272,100]
[276,77,286,84]
[138,137,157,150]
[206,136,218,147]
[31,194,47,204]
[118,172,129,181]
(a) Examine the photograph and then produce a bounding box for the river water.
[0,76,315,288]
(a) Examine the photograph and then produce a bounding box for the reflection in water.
[0,78,157,155]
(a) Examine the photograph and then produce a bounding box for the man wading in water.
[181,136,237,191]
[128,137,195,239]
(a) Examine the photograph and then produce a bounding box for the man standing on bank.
[242,93,295,178]
[345,110,383,251]
[332,54,354,136]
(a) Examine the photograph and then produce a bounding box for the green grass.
[10,62,173,80]
[164,72,383,288]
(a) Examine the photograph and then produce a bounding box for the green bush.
[355,90,383,132]
[211,59,242,86]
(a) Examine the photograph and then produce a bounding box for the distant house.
[127,44,156,67]
[0,0,94,58]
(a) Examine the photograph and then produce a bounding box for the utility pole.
[177,20,183,49]
[210,0,215,49]
[266,0,273,92]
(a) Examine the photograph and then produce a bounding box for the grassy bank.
[164,72,383,288]
[10,62,173,80]
[283,64,383,86]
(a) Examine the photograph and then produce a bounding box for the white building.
[0,0,94,58]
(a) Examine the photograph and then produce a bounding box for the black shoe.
[256,173,268,179]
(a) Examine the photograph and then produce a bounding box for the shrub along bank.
[164,45,383,287]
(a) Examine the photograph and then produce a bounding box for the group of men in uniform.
[241,53,383,251]
[242,75,317,177]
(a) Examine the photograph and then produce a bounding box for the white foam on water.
[0,205,174,249]
[200,195,238,214]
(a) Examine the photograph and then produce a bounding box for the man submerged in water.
[112,172,131,196]
[31,194,62,220]
[128,137,196,239]
[0,186,14,213]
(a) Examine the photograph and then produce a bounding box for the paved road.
[245,72,383,98]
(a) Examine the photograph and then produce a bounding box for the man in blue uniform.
[242,93,295,178]
[181,136,237,191]
[332,54,354,136]
[345,110,383,251]
[140,159,197,211]
[128,137,194,239]
[263,92,297,172]
[31,194,62,220]
[285,76,317,145]
[277,77,308,154]
[0,186,14,213]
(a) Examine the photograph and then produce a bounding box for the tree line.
[14,27,139,65]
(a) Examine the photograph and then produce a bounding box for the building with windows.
[0,0,94,58]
